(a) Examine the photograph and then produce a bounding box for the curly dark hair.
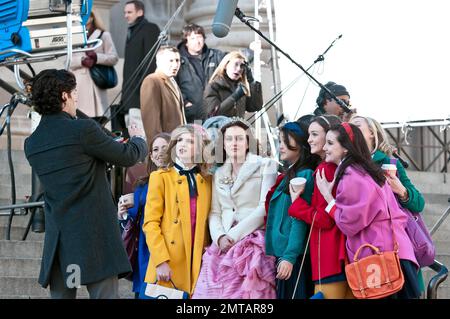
[331,123,386,187]
[30,69,76,115]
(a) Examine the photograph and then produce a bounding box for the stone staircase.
[1,148,449,298]
[0,150,133,299]
[408,172,450,299]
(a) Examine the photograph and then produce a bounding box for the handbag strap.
[152,279,179,290]
[291,211,317,299]
[97,30,104,40]
[386,205,399,253]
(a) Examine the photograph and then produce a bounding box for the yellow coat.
[143,167,212,295]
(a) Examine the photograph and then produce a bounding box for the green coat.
[265,169,314,264]
[372,150,425,213]
[372,150,426,292]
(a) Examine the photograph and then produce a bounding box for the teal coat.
[372,150,425,213]
[265,169,314,264]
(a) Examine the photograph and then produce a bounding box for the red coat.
[288,162,347,281]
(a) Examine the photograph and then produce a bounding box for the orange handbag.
[345,206,404,299]
[345,243,404,299]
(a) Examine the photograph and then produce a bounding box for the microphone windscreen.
[212,0,239,38]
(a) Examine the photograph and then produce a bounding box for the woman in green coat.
[351,115,426,292]
[350,115,424,212]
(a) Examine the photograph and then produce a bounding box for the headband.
[283,122,306,137]
[317,116,330,127]
[342,122,354,143]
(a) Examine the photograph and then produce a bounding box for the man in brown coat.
[140,46,186,144]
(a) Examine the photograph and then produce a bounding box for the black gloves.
[245,65,254,83]
[231,83,246,101]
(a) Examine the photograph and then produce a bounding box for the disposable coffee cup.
[120,193,134,208]
[290,177,307,192]
[381,164,397,177]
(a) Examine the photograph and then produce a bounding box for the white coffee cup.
[120,193,134,208]
[381,164,397,177]
[290,177,307,192]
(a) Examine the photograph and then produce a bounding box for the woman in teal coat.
[265,121,321,299]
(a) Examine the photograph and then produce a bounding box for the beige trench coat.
[70,29,119,117]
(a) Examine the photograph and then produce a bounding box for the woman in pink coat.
[316,122,420,299]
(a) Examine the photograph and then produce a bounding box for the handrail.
[430,203,450,236]
[427,260,448,299]
[0,201,45,216]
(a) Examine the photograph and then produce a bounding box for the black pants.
[275,255,314,299]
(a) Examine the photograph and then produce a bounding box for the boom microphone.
[212,0,239,38]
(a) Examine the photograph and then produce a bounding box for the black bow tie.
[174,163,199,198]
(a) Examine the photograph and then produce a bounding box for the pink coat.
[328,165,418,268]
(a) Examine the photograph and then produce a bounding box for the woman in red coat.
[288,115,352,299]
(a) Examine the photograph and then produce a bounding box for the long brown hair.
[134,132,171,187]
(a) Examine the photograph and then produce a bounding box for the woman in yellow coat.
[143,124,212,296]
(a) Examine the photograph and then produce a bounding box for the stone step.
[0,240,43,259]
[0,162,30,175]
[0,149,29,164]
[0,186,31,202]
[408,171,450,183]
[0,215,35,228]
[0,276,134,299]
[0,226,44,241]
[0,174,33,190]
[0,257,41,277]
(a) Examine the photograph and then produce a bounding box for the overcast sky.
[274,0,450,124]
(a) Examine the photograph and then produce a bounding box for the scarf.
[174,161,199,198]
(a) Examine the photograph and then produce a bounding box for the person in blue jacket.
[118,132,171,297]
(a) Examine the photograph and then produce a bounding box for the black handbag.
[89,31,118,89]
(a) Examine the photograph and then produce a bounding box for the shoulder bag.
[345,207,404,299]
[89,31,118,89]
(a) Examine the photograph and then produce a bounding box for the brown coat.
[140,71,186,143]
[203,75,263,119]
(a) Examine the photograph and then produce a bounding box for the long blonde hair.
[209,51,251,97]
[352,115,395,156]
[163,124,213,177]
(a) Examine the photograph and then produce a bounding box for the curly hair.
[30,69,76,115]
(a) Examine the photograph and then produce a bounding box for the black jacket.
[176,43,226,122]
[24,112,148,287]
[203,75,263,119]
[122,18,160,112]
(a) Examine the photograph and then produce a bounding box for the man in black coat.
[24,69,148,299]
[114,1,160,134]
[176,23,226,123]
